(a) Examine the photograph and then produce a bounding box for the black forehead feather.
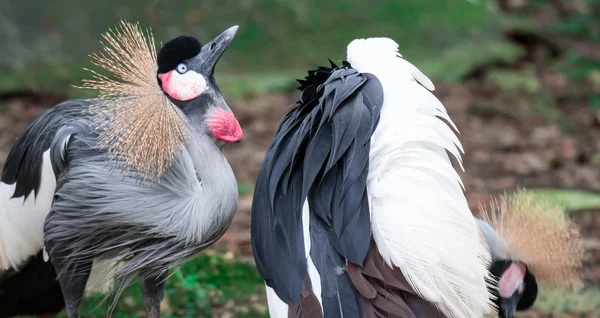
[157,35,201,74]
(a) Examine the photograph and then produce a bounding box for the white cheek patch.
[160,70,207,101]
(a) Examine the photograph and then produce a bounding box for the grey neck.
[474,218,510,261]
[186,131,232,186]
[157,129,238,244]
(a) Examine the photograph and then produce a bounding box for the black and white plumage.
[252,38,495,318]
[0,22,241,318]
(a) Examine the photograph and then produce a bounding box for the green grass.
[66,252,267,318]
[515,188,600,213]
[530,285,600,315]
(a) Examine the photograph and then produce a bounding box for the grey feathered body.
[38,99,237,283]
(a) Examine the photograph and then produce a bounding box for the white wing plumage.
[0,150,56,270]
[347,38,496,318]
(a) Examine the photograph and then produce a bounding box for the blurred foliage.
[499,0,600,109]
[2,0,599,104]
[486,68,542,94]
[531,285,600,314]
[422,40,524,83]
[513,188,600,213]
[238,180,255,195]
[542,0,600,108]
[218,73,298,98]
[0,0,507,96]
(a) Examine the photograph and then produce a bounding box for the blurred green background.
[1,0,598,100]
[0,0,524,96]
[2,0,600,317]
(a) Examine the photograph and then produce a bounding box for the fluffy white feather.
[302,201,323,310]
[347,37,496,318]
[0,150,56,270]
[266,285,289,318]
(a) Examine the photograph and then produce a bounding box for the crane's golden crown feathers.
[479,189,585,288]
[78,20,190,180]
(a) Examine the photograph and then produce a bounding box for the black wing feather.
[310,214,362,317]
[251,60,384,308]
[1,100,88,200]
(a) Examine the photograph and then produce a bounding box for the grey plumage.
[474,218,510,261]
[43,98,237,290]
[0,96,237,291]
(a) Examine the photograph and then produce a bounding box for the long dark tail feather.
[0,251,65,318]
[347,240,447,318]
[309,215,362,317]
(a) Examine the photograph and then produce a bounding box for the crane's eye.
[176,63,188,74]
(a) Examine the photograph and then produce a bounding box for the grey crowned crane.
[251,37,495,318]
[0,21,242,318]
[475,190,584,318]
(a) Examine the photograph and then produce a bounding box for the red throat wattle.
[499,263,526,298]
[208,108,243,143]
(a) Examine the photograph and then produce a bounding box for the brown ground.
[1,83,599,316]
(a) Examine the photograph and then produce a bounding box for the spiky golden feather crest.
[479,189,585,288]
[77,20,190,179]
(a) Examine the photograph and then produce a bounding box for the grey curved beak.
[199,25,239,75]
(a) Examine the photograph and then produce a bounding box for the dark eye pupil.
[177,64,187,73]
